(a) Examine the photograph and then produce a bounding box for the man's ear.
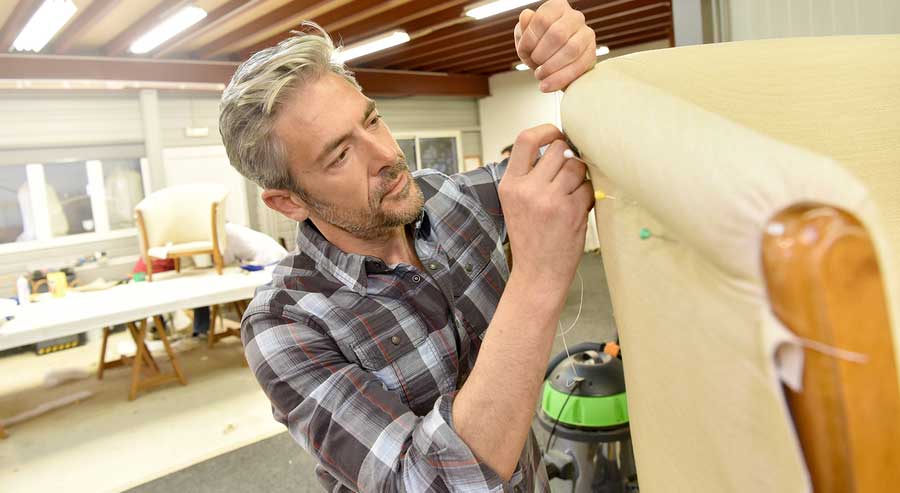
[261,189,310,222]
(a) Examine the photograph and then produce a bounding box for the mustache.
[372,154,411,204]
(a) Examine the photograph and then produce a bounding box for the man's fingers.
[529,9,585,66]
[539,39,597,92]
[515,9,537,68]
[552,158,588,194]
[506,124,565,177]
[532,140,571,182]
[534,26,594,80]
[573,181,596,212]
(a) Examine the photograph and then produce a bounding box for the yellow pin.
[594,190,617,202]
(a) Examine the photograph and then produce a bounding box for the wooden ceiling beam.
[366,0,668,68]
[406,8,671,72]
[586,4,671,29]
[0,53,490,97]
[580,0,668,19]
[592,20,671,40]
[236,0,401,58]
[0,0,43,51]
[105,0,191,56]
[357,13,521,67]
[240,0,471,62]
[0,53,239,84]
[474,30,669,75]
[378,22,516,68]
[338,0,471,45]
[193,0,355,60]
[448,48,521,73]
[49,0,119,54]
[352,68,488,97]
[406,37,514,71]
[151,0,267,58]
[326,0,419,34]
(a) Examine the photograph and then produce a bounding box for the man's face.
[273,72,424,240]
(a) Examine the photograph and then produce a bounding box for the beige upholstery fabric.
[135,184,228,257]
[561,35,900,492]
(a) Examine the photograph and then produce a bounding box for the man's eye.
[369,114,381,127]
[331,148,349,168]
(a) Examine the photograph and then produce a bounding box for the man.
[219,1,596,490]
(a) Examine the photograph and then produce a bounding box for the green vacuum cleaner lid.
[541,350,629,428]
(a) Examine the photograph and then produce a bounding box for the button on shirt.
[242,164,550,492]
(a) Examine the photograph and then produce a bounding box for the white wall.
[477,39,671,164]
[717,0,900,41]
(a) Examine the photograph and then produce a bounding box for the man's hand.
[514,0,597,92]
[498,124,594,296]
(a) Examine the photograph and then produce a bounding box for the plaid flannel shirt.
[242,163,550,492]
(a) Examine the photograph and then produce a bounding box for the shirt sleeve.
[450,160,508,242]
[242,310,510,492]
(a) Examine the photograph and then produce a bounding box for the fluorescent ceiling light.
[515,63,529,71]
[466,0,537,20]
[11,0,77,52]
[130,6,207,54]
[596,45,610,56]
[333,31,410,64]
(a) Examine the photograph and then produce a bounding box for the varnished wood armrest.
[762,203,900,492]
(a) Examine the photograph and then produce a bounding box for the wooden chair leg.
[98,326,111,380]
[0,423,7,439]
[174,257,181,273]
[153,315,187,385]
[128,320,149,401]
[208,304,219,348]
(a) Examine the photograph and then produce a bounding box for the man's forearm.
[451,268,568,480]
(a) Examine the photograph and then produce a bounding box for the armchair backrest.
[134,184,227,251]
[561,35,900,492]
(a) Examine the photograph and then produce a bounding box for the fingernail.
[540,81,549,91]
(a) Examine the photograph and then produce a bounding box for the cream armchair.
[134,184,228,281]
[561,35,899,492]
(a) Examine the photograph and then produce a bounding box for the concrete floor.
[128,252,618,493]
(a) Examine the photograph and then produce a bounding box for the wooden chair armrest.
[762,203,900,492]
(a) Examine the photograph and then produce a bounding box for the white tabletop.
[0,266,272,351]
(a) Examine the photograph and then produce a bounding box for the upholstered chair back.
[561,35,900,492]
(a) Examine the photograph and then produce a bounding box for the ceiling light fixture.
[11,0,77,53]
[333,30,410,64]
[596,45,610,56]
[465,0,538,20]
[130,6,207,54]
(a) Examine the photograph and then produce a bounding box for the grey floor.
[128,252,617,493]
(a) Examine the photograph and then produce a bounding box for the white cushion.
[136,184,228,254]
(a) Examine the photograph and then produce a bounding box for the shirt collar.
[294,206,433,295]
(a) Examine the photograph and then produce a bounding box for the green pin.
[640,227,675,242]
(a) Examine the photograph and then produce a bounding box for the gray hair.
[219,23,361,190]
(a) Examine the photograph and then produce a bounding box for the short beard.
[295,155,425,241]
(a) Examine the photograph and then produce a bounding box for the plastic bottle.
[16,275,31,305]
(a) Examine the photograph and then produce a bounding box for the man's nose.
[365,135,398,176]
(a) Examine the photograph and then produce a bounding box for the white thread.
[798,337,869,364]
[557,268,585,385]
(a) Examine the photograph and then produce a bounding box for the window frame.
[0,157,150,254]
[392,130,464,175]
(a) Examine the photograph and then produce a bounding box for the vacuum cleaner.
[539,341,638,493]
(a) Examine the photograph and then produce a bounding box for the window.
[0,165,30,244]
[0,156,147,246]
[393,132,463,175]
[103,159,145,230]
[397,138,417,170]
